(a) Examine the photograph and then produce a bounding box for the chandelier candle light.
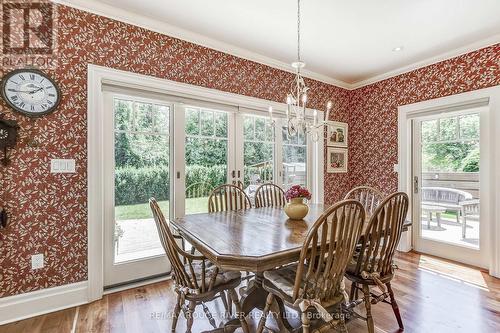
[269,0,335,142]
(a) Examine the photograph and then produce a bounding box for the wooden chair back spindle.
[208,184,252,213]
[150,198,215,294]
[186,181,213,199]
[292,200,365,302]
[254,183,286,208]
[353,192,409,278]
[344,186,384,218]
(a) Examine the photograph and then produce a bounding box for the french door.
[103,91,173,287]
[176,106,312,217]
[411,108,489,267]
[103,92,315,286]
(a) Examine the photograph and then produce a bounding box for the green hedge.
[185,164,227,191]
[115,166,170,205]
[115,164,275,206]
[115,165,227,206]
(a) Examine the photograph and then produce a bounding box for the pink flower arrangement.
[285,185,312,201]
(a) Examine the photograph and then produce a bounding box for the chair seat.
[263,264,344,308]
[181,261,241,291]
[345,255,394,284]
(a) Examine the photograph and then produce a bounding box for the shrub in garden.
[115,165,228,206]
[115,166,170,205]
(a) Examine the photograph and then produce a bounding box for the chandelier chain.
[279,0,333,142]
[297,0,301,62]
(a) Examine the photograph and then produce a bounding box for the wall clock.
[1,68,61,117]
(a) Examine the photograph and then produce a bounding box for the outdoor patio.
[421,213,480,248]
[115,218,164,263]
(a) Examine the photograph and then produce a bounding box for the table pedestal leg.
[240,272,268,313]
[221,272,295,332]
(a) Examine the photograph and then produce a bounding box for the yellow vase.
[284,197,309,220]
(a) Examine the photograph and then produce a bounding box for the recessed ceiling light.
[392,46,404,52]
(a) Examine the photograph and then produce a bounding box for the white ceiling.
[61,0,500,87]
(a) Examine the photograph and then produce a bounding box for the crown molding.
[52,0,499,91]
[51,0,351,89]
[350,34,500,89]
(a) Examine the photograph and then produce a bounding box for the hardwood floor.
[1,251,499,333]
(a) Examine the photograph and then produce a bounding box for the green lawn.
[115,197,209,220]
[442,211,458,219]
[423,211,459,220]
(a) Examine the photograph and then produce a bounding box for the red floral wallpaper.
[0,3,498,298]
[0,4,349,297]
[348,44,500,195]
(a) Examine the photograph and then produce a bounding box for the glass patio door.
[239,114,275,202]
[103,91,172,287]
[182,106,233,215]
[281,123,308,189]
[102,92,317,287]
[234,113,310,204]
[179,109,312,216]
[412,109,488,267]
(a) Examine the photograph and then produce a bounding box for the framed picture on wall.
[327,147,348,173]
[327,121,348,147]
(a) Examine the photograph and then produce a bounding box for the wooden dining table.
[171,204,411,331]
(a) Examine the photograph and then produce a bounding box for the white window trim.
[397,84,500,277]
[87,64,325,301]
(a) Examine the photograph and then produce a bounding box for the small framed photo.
[327,147,348,173]
[327,121,348,147]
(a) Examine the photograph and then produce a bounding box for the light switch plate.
[393,164,399,173]
[31,253,44,270]
[51,159,76,173]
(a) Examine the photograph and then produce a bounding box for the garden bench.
[421,187,479,238]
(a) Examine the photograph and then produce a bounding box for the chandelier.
[270,0,334,142]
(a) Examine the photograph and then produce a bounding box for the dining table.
[171,204,411,332]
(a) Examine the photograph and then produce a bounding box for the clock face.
[0,128,7,140]
[1,69,61,117]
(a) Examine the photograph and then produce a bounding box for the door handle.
[237,170,241,178]
[413,176,419,194]
[231,170,235,178]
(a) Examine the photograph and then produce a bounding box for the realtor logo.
[2,1,53,54]
[2,1,56,68]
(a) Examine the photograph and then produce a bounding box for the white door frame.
[411,108,488,267]
[101,91,173,286]
[397,85,500,276]
[88,64,324,301]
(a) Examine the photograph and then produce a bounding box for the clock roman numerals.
[2,69,60,117]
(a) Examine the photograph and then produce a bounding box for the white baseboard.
[0,281,88,326]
